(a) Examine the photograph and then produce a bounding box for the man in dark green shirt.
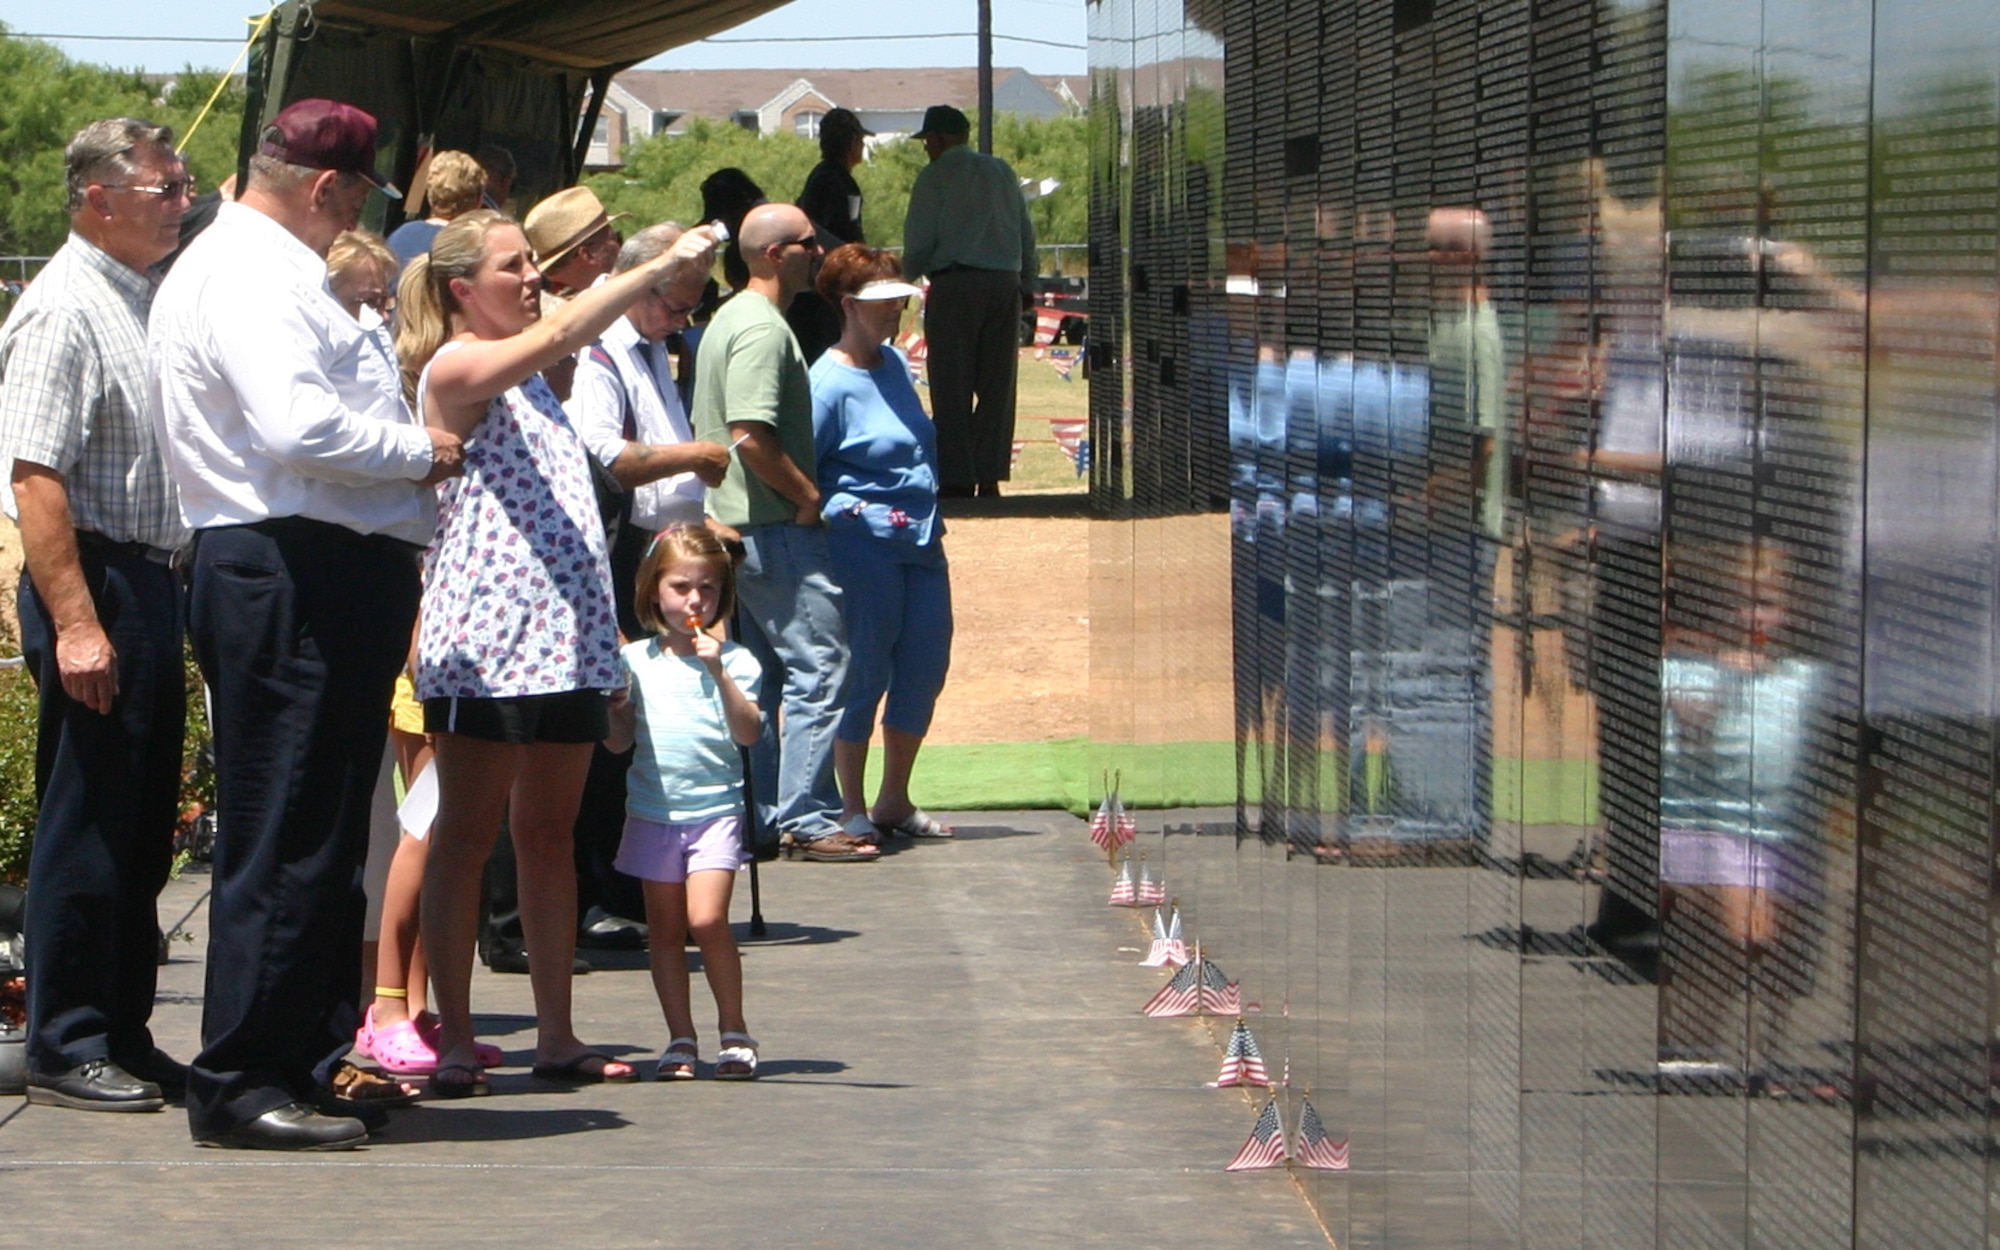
[902,105,1037,497]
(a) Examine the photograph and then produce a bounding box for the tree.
[0,26,249,258]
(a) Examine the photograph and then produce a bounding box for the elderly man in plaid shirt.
[0,117,194,1113]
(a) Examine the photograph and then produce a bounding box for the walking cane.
[738,741,768,937]
[725,578,768,939]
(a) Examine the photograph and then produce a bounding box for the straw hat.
[522,186,630,269]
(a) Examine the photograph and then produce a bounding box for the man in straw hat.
[524,184,630,298]
[150,98,464,1151]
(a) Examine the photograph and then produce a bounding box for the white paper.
[396,760,438,841]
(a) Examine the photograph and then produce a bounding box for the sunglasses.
[773,235,823,253]
[105,177,198,201]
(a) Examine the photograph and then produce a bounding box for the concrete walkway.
[1,812,1329,1249]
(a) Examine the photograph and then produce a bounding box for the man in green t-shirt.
[693,204,876,861]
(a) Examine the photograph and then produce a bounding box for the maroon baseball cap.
[257,99,402,199]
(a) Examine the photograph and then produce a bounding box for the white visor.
[852,279,923,301]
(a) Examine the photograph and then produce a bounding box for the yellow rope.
[177,8,276,156]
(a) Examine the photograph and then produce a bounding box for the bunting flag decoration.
[1108,849,1137,906]
[1136,853,1166,906]
[1044,348,1079,381]
[1141,903,1188,967]
[1010,440,1026,470]
[1293,1095,1350,1171]
[1049,419,1089,471]
[1142,958,1204,1017]
[1213,1019,1270,1088]
[1225,1095,1291,1171]
[899,330,928,383]
[1033,306,1066,345]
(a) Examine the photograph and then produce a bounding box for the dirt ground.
[924,512,1088,744]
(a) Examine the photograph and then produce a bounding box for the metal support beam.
[977,0,993,154]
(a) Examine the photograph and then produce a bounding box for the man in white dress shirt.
[569,222,730,616]
[148,99,464,1152]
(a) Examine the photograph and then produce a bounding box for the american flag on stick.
[1142,958,1203,1017]
[1225,1095,1290,1171]
[1293,1095,1350,1171]
[1197,954,1243,1015]
[1136,854,1166,905]
[1108,849,1137,906]
[1214,1019,1270,1088]
[1088,772,1134,857]
[1141,903,1188,967]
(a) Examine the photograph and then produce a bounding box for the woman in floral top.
[395,209,721,1097]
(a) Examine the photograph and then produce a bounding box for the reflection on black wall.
[1088,0,2000,1244]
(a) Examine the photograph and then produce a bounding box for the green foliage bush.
[0,658,35,886]
[0,626,214,886]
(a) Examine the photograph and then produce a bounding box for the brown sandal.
[329,1059,421,1108]
[799,832,880,863]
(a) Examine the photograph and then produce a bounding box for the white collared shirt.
[148,202,437,545]
[567,311,704,528]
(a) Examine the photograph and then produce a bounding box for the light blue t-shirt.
[622,636,765,823]
[810,345,943,546]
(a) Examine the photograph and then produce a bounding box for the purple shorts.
[614,814,748,884]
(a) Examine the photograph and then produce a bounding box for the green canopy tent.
[236,0,792,223]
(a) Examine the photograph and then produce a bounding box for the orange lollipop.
[685,612,703,633]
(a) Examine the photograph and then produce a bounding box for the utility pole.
[977,0,994,154]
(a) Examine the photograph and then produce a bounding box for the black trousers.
[925,267,1023,490]
[184,519,417,1133]
[18,545,185,1074]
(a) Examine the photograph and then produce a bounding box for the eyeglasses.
[104,178,198,201]
[774,235,823,253]
[649,289,700,319]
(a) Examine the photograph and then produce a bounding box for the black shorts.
[423,689,610,744]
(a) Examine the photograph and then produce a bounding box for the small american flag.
[1226,1096,1290,1171]
[1136,856,1166,905]
[1141,904,1188,967]
[1142,959,1203,1017]
[1198,957,1242,1015]
[1088,779,1119,852]
[1108,851,1137,906]
[1215,1019,1270,1088]
[1293,1095,1350,1171]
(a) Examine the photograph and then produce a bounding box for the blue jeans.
[733,524,850,845]
[826,531,952,741]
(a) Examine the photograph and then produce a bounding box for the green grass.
[890,735,1601,825]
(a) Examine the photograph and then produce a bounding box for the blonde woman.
[386,150,486,272]
[395,208,719,1096]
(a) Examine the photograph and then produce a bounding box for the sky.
[0,0,1089,77]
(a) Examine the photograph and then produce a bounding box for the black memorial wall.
[1086,0,2000,1244]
